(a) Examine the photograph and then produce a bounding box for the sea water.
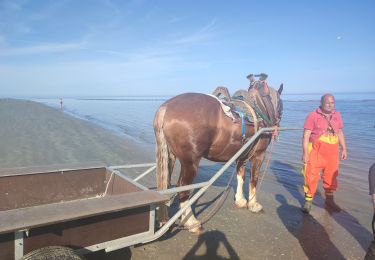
[31,92,375,194]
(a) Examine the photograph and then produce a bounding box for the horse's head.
[270,83,283,125]
[249,83,283,126]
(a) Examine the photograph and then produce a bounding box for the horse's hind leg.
[178,160,203,234]
[235,160,247,208]
[248,153,266,213]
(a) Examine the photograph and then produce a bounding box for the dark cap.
[246,73,254,79]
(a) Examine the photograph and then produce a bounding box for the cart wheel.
[21,246,84,260]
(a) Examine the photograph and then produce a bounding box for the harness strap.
[236,110,246,139]
[231,99,258,133]
[320,113,335,134]
[246,97,273,126]
[261,95,276,125]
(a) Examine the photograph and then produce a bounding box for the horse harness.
[320,113,335,135]
[212,85,279,161]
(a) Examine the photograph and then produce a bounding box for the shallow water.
[31,92,375,195]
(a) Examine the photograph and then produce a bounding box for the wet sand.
[0,99,372,259]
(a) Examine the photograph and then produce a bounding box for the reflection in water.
[183,230,240,260]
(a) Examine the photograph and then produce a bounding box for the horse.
[153,84,283,233]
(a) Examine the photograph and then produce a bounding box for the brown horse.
[153,84,283,233]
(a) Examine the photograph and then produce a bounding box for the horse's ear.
[278,83,284,95]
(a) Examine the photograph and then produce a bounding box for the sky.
[0,0,374,97]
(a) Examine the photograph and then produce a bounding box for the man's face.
[321,96,335,113]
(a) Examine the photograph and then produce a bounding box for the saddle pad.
[206,94,235,120]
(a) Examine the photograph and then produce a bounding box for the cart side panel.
[0,233,14,260]
[23,206,150,255]
[0,168,107,211]
[107,173,142,195]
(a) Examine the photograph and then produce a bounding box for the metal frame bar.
[111,169,150,191]
[133,165,156,182]
[159,181,210,195]
[14,231,24,260]
[109,163,156,170]
[109,163,157,183]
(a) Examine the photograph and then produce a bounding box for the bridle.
[251,84,282,127]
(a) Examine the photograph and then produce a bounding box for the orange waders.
[303,134,339,202]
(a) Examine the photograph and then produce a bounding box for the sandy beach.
[0,99,373,260]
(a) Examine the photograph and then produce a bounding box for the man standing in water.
[60,98,63,111]
[301,93,347,213]
[365,163,375,259]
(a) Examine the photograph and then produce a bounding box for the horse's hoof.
[157,221,166,228]
[184,220,202,234]
[235,199,248,209]
[188,226,205,235]
[166,223,179,233]
[248,202,263,213]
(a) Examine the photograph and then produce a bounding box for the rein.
[248,127,278,202]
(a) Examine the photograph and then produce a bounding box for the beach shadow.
[271,159,337,209]
[85,247,131,260]
[276,194,346,260]
[272,160,372,251]
[183,230,240,260]
[271,160,305,204]
[324,207,373,251]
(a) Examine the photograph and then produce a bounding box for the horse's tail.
[153,105,171,223]
[154,105,170,191]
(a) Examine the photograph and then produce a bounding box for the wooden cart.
[0,162,167,259]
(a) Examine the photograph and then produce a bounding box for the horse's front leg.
[178,161,203,234]
[235,160,247,208]
[248,153,266,213]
